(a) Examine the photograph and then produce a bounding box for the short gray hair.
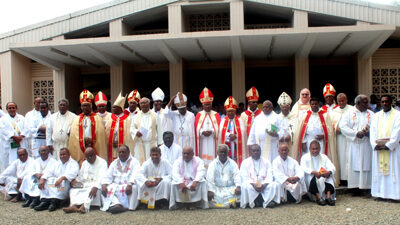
[140,97,150,104]
[58,98,69,106]
[354,94,367,105]
[217,144,229,153]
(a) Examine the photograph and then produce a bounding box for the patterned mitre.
[80,89,94,105]
[174,92,187,109]
[224,96,238,111]
[128,89,141,103]
[113,92,126,109]
[323,83,336,97]
[94,91,107,106]
[151,87,165,101]
[277,92,292,106]
[246,87,259,102]
[199,87,214,104]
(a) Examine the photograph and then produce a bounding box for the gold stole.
[132,111,157,164]
[377,109,395,176]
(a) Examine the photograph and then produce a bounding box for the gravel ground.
[0,193,399,225]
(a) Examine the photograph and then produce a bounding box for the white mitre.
[152,87,165,101]
[278,92,292,106]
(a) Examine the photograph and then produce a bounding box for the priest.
[29,101,51,159]
[291,88,311,120]
[160,131,182,165]
[241,87,261,136]
[95,91,111,126]
[276,92,298,158]
[125,89,141,118]
[321,83,338,114]
[152,87,172,136]
[195,87,221,167]
[25,98,43,158]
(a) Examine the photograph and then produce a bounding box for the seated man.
[138,146,172,209]
[63,147,108,213]
[240,144,280,208]
[170,146,208,210]
[160,131,182,165]
[272,143,307,204]
[35,148,79,211]
[20,145,57,208]
[300,140,336,206]
[101,145,140,214]
[0,148,33,202]
[206,144,241,208]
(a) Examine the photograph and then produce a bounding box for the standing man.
[131,97,162,164]
[68,90,108,164]
[339,95,373,193]
[195,87,221,167]
[46,99,77,160]
[25,98,43,156]
[95,91,110,126]
[160,131,182,165]
[29,102,51,159]
[218,96,247,167]
[0,102,28,171]
[291,88,311,120]
[276,92,298,157]
[152,87,171,136]
[321,83,338,114]
[369,95,400,201]
[165,92,195,150]
[241,87,261,136]
[125,89,141,118]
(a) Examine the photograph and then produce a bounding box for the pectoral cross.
[120,187,126,197]
[59,129,64,134]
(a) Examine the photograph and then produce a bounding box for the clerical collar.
[117,113,124,117]
[98,111,108,117]
[248,108,258,113]
[300,100,309,105]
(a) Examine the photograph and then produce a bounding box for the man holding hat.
[151,87,171,138]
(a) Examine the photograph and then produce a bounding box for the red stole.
[299,110,329,158]
[194,111,221,158]
[108,114,129,163]
[78,113,97,154]
[220,116,244,167]
[244,109,261,135]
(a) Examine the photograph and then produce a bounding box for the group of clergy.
[0,82,399,213]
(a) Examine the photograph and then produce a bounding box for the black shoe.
[34,201,50,211]
[326,198,336,206]
[108,204,127,214]
[48,199,59,212]
[22,199,32,207]
[316,198,326,206]
[30,198,40,208]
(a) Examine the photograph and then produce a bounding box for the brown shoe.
[10,196,19,203]
[63,205,79,213]
[78,204,86,214]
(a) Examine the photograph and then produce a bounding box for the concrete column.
[110,63,123,103]
[230,0,244,31]
[357,54,372,95]
[0,51,32,113]
[64,65,82,113]
[168,4,184,34]
[292,10,308,28]
[53,65,66,105]
[169,59,184,95]
[109,18,132,37]
[294,56,309,97]
[232,59,246,104]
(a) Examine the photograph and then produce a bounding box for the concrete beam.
[12,48,63,71]
[158,40,180,64]
[85,45,121,66]
[296,33,318,59]
[359,30,394,59]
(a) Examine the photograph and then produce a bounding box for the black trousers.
[309,177,335,195]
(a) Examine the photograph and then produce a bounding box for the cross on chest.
[120,187,126,196]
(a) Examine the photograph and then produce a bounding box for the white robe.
[97,111,110,126]
[20,157,57,197]
[302,112,326,155]
[206,157,240,208]
[69,157,108,211]
[339,108,373,189]
[29,112,52,159]
[240,157,281,208]
[370,109,400,200]
[25,109,40,158]
[164,108,195,150]
[0,114,29,172]
[152,107,172,140]
[0,157,33,195]
[40,158,79,200]
[46,111,77,160]
[170,156,208,209]
[198,113,218,167]
[248,112,280,162]
[137,158,172,209]
[160,143,182,165]
[272,156,306,203]
[101,155,141,211]
[300,153,336,200]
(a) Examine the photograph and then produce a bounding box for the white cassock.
[19,157,57,198]
[125,107,139,120]
[332,105,354,180]
[40,158,79,200]
[25,109,40,158]
[101,155,140,211]
[97,111,111,127]
[339,108,373,189]
[240,157,281,208]
[164,108,195,150]
[206,157,240,208]
[0,157,33,195]
[272,156,306,203]
[276,112,298,152]
[300,153,336,200]
[29,112,51,159]
[248,112,280,162]
[0,113,29,172]
[302,112,325,155]
[152,108,172,139]
[160,143,182,165]
[170,156,208,209]
[137,158,172,209]
[291,100,310,121]
[130,110,162,164]
[370,108,400,200]
[69,157,108,211]
[196,111,219,167]
[46,111,77,160]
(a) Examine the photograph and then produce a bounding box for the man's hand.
[126,184,133,195]
[70,179,78,187]
[267,130,278,137]
[154,178,162,186]
[179,183,188,193]
[356,131,364,139]
[316,135,324,141]
[311,171,321,179]
[208,191,214,200]
[39,125,46,133]
[12,135,23,143]
[101,184,108,197]
[89,187,98,198]
[229,134,237,142]
[17,178,22,188]
[84,137,93,147]
[287,177,299,184]
[190,181,197,191]
[375,143,387,151]
[322,171,331,179]
[202,131,212,137]
[145,180,153,187]
[167,95,176,108]
[34,173,42,180]
[235,186,241,195]
[55,177,65,187]
[38,179,45,190]
[136,131,142,137]
[336,127,341,135]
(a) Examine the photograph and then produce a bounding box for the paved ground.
[0,193,399,225]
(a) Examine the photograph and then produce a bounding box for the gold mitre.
[277,92,292,106]
[113,92,126,109]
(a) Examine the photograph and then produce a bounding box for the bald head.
[17,148,28,162]
[139,97,150,113]
[182,146,194,162]
[39,145,50,161]
[84,147,97,164]
[300,88,311,104]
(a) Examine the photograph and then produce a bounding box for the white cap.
[174,92,187,109]
[151,87,165,101]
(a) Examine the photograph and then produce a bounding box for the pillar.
[169,59,184,95]
[357,53,372,95]
[232,59,246,104]
[168,4,184,34]
[294,56,309,96]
